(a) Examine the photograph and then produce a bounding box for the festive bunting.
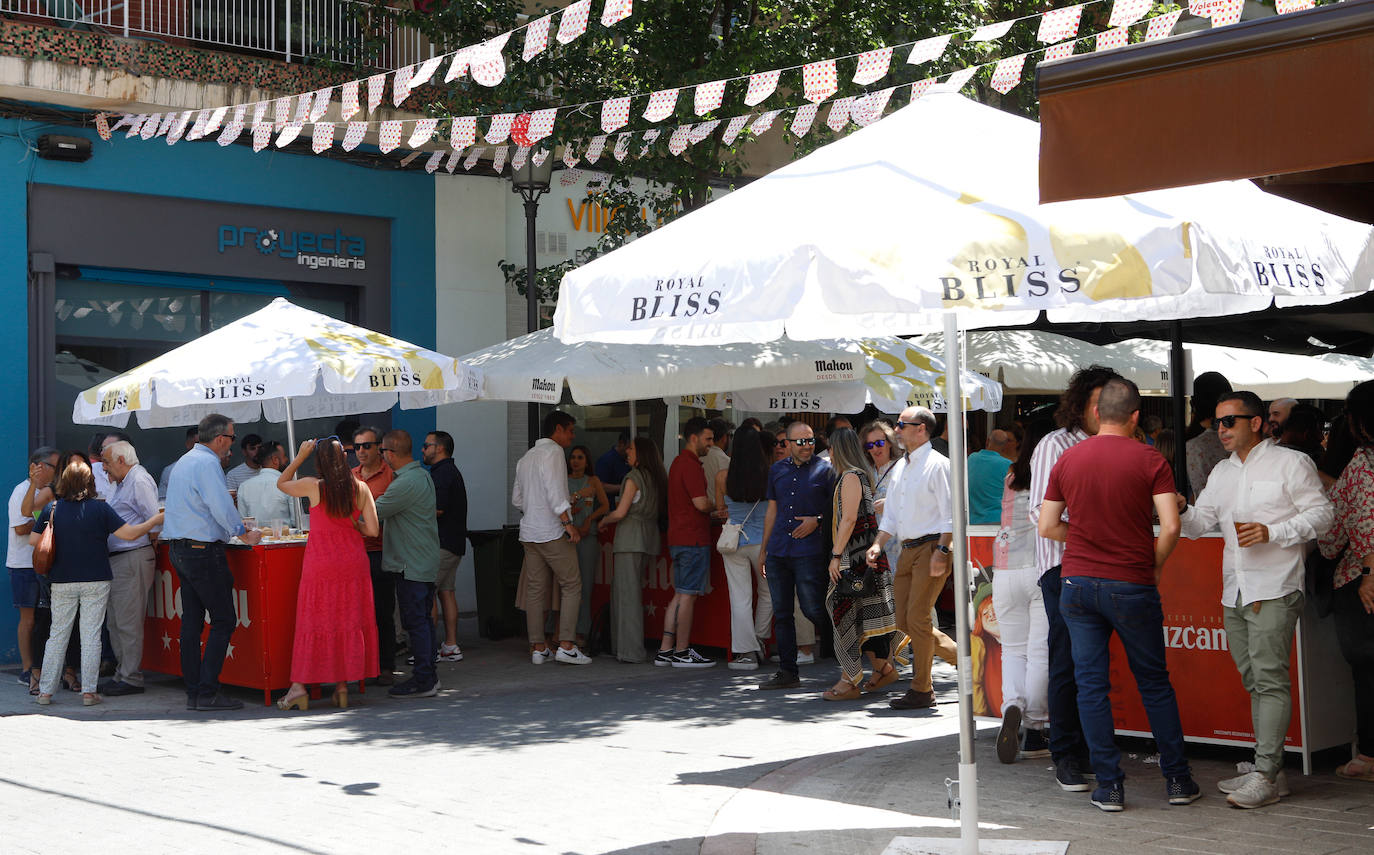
[525,108,558,144]
[486,113,517,145]
[342,121,368,151]
[853,47,893,85]
[491,145,508,172]
[750,110,780,136]
[667,125,691,155]
[534,148,551,167]
[249,102,267,131]
[378,120,403,153]
[909,78,936,100]
[586,134,607,163]
[524,15,552,60]
[602,0,633,26]
[694,80,727,116]
[721,114,749,146]
[393,65,415,106]
[908,34,951,65]
[251,121,271,152]
[689,119,720,144]
[446,149,462,173]
[1276,0,1314,11]
[511,113,533,146]
[312,122,334,153]
[563,144,579,167]
[445,47,473,83]
[852,87,895,125]
[970,21,1014,41]
[1044,42,1075,61]
[1109,0,1151,27]
[424,150,444,173]
[613,133,631,161]
[989,54,1027,94]
[205,106,229,136]
[111,114,135,131]
[275,117,304,148]
[155,113,175,136]
[1145,9,1183,40]
[644,89,679,122]
[463,146,485,170]
[1038,6,1083,42]
[940,67,977,92]
[557,0,592,44]
[341,81,360,120]
[95,112,111,140]
[789,103,819,138]
[1189,0,1219,16]
[511,146,529,171]
[273,97,290,131]
[412,55,444,88]
[438,118,470,153]
[639,128,660,156]
[187,111,209,141]
[1211,0,1244,27]
[167,111,192,144]
[802,60,838,103]
[1096,27,1130,51]
[744,70,781,106]
[826,98,852,132]
[560,168,583,186]
[409,118,438,148]
[472,37,509,87]
[215,106,245,145]
[140,113,161,140]
[366,74,386,112]
[602,97,632,133]
[309,87,331,123]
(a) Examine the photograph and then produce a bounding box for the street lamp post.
[512,156,555,449]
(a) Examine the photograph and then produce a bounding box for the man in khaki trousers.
[99,440,160,696]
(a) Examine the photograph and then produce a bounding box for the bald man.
[1267,398,1297,439]
[967,430,1016,525]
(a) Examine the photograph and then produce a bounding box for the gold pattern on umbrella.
[939,192,1032,311]
[305,330,445,390]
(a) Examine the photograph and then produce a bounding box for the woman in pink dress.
[273,436,380,710]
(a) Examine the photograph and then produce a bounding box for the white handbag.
[716,501,759,554]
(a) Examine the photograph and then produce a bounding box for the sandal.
[822,678,864,701]
[61,669,80,693]
[864,663,899,693]
[1336,757,1374,781]
[28,670,40,696]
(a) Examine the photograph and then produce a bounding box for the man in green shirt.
[377,429,440,698]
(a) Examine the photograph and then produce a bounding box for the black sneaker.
[195,692,244,711]
[1055,756,1091,792]
[759,671,801,690]
[1021,728,1051,759]
[670,648,716,669]
[653,650,676,667]
[102,681,145,696]
[186,695,199,711]
[1091,781,1125,812]
[1166,775,1202,805]
[996,704,1023,764]
[388,679,439,699]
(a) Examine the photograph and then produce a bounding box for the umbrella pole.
[942,312,979,855]
[283,395,304,531]
[1170,322,1190,495]
[628,399,637,438]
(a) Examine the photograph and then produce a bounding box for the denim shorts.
[670,546,710,596]
[9,567,40,609]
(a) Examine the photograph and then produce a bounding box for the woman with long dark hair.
[598,436,667,663]
[567,445,610,649]
[713,426,770,670]
[273,437,381,710]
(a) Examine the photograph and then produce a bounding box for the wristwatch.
[831,552,843,560]
[935,544,952,555]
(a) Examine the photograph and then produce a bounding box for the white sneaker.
[438,643,464,662]
[1226,772,1281,809]
[796,650,815,665]
[729,652,759,671]
[555,645,593,665]
[531,647,554,665]
[1219,768,1289,797]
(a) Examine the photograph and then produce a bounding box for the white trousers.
[721,544,766,653]
[39,580,110,695]
[992,566,1048,725]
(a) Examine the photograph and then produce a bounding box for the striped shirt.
[1028,427,1087,577]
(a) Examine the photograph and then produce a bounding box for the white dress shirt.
[236,468,296,527]
[91,460,114,501]
[1028,427,1087,578]
[513,438,574,543]
[879,443,952,541]
[1180,439,1333,607]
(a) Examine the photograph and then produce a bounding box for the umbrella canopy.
[1105,338,1374,400]
[915,331,1169,394]
[73,298,481,428]
[554,93,1373,345]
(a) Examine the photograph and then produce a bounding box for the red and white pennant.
[852,47,893,85]
[1037,6,1083,43]
[802,60,838,103]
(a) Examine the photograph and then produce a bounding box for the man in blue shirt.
[596,432,633,500]
[163,414,262,711]
[967,429,1017,525]
[758,421,835,690]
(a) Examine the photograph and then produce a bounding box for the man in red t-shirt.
[654,417,717,669]
[1039,377,1199,813]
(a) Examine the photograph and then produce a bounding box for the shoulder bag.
[33,501,57,575]
[717,501,760,554]
[833,471,878,598]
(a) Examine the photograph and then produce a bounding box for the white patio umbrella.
[1106,338,1374,400]
[915,330,1170,394]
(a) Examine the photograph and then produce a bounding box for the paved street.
[2,640,1372,855]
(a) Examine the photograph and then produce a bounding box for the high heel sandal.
[333,686,349,709]
[28,670,40,696]
[863,663,899,693]
[822,678,864,701]
[61,669,80,692]
[275,692,308,711]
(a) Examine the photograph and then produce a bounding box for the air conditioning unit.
[38,135,93,162]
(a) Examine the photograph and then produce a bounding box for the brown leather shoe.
[889,688,937,710]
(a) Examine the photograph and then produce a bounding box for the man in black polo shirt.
[423,431,468,663]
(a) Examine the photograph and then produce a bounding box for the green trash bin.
[470,525,525,640]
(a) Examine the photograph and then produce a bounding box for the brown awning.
[1037,0,1374,203]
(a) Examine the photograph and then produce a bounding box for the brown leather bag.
[32,501,56,575]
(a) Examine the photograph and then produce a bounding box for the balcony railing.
[1,0,435,69]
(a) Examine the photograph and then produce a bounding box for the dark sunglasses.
[864,439,888,450]
[895,421,921,430]
[355,441,380,450]
[222,434,236,442]
[380,447,396,455]
[792,437,816,447]
[1216,415,1257,429]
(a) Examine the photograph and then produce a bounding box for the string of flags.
[99,0,1317,168]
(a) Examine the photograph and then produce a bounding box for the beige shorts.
[436,548,462,592]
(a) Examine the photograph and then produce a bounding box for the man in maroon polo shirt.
[653,417,717,669]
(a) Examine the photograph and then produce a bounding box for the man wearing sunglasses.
[1178,391,1332,809]
[352,426,397,683]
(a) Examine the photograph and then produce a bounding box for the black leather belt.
[901,533,940,550]
[108,545,154,557]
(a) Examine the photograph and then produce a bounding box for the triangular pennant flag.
[95,112,111,140]
[1038,6,1083,43]
[562,143,579,168]
[204,106,229,136]
[290,95,310,125]
[341,81,360,121]
[1189,0,1219,16]
[969,21,1014,41]
[445,47,472,83]
[409,118,438,148]
[1044,42,1075,62]
[511,146,529,171]
[853,47,893,85]
[140,113,162,140]
[309,87,331,123]
[400,151,423,167]
[639,128,660,156]
[721,114,749,146]
[471,38,508,87]
[411,55,444,89]
[273,98,290,131]
[989,54,1027,94]
[908,34,952,65]
[1109,0,1152,27]
[557,0,592,44]
[560,168,583,186]
[366,74,386,112]
[1096,27,1130,51]
[688,119,719,144]
[249,102,267,130]
[251,121,271,152]
[744,70,781,106]
[750,110,780,136]
[532,148,549,167]
[602,0,632,26]
[523,15,552,60]
[1145,9,1183,40]
[602,97,632,133]
[525,108,557,144]
[910,78,935,101]
[789,104,819,138]
[312,122,335,153]
[167,111,192,144]
[693,80,726,116]
[510,113,533,147]
[215,107,245,145]
[613,132,632,161]
[801,60,838,103]
[110,114,134,131]
[826,98,852,132]
[463,146,485,170]
[644,88,679,122]
[1211,0,1244,26]
[156,112,176,136]
[486,113,516,145]
[124,115,146,139]
[491,145,508,173]
[393,64,415,106]
[852,87,895,126]
[938,67,977,92]
[667,125,691,155]
[187,111,209,141]
[275,119,304,148]
[378,120,403,153]
[424,150,444,173]
[342,121,368,151]
[446,149,462,173]
[1275,0,1314,11]
[450,115,477,149]
[586,134,607,163]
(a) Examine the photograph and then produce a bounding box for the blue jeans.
[169,541,237,702]
[397,578,437,688]
[765,553,829,675]
[1059,575,1191,785]
[1038,565,1086,763]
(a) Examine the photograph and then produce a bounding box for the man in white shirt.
[866,406,955,710]
[1179,390,1332,809]
[236,441,296,528]
[513,410,591,666]
[99,440,161,696]
[9,446,59,687]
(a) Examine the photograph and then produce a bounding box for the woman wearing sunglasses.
[860,422,901,573]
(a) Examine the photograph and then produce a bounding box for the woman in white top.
[861,421,901,573]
